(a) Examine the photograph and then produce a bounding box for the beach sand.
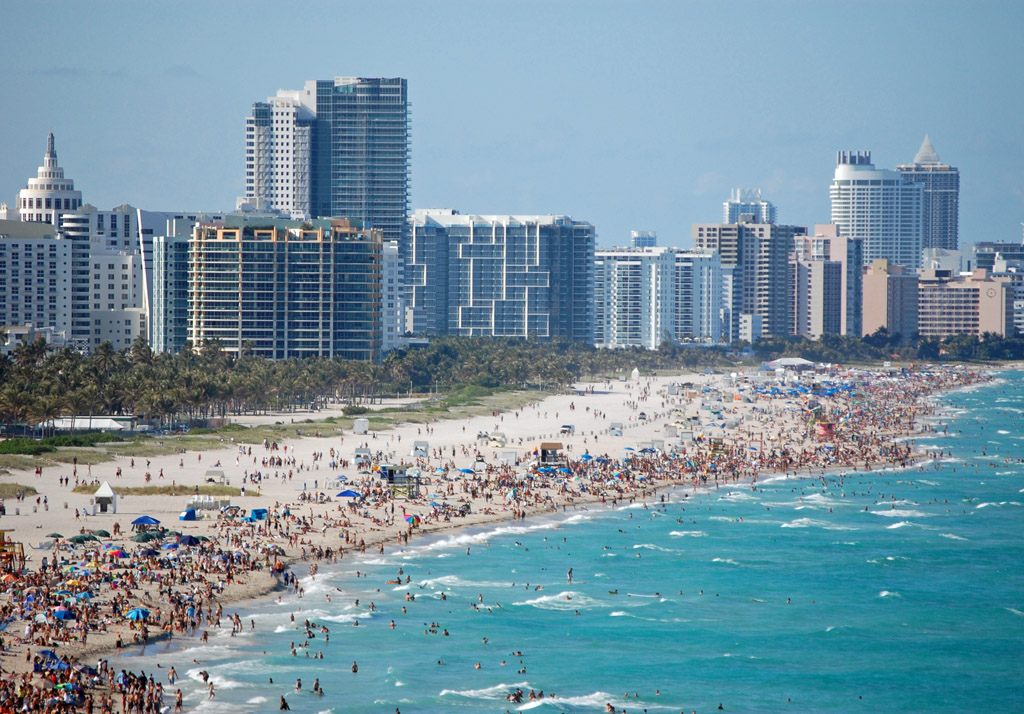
[0,364,982,693]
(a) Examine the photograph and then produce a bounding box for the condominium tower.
[594,247,721,349]
[830,151,923,269]
[897,135,960,251]
[186,217,381,360]
[245,77,409,244]
[407,209,595,342]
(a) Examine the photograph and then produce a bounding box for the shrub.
[343,405,369,416]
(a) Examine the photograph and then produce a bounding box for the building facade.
[14,134,84,225]
[790,225,863,337]
[862,259,919,339]
[0,219,72,340]
[917,269,1012,338]
[407,210,595,342]
[897,136,959,251]
[692,220,805,339]
[723,188,776,224]
[186,217,381,360]
[830,151,924,269]
[245,78,409,245]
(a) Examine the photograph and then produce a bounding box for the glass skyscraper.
[897,135,960,252]
[245,77,409,245]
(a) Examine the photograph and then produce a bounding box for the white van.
[559,424,575,435]
[609,423,624,436]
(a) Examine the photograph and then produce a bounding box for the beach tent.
[94,482,117,513]
[250,508,268,520]
[179,509,197,521]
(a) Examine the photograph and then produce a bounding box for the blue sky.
[2,1,1021,247]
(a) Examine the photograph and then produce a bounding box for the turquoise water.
[128,373,1024,713]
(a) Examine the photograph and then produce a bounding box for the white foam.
[940,533,967,541]
[878,590,901,598]
[873,509,932,518]
[440,681,531,699]
[712,557,741,566]
[886,521,915,529]
[669,530,707,537]
[512,590,601,610]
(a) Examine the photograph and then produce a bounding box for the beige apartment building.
[916,268,1012,337]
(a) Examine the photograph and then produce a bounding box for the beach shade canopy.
[38,649,58,660]
[139,548,159,557]
[179,509,197,521]
[68,534,98,544]
[336,489,361,498]
[132,516,160,526]
[177,535,201,546]
[92,530,111,538]
[46,532,63,539]
[124,608,150,621]
[130,532,160,543]
[51,609,75,621]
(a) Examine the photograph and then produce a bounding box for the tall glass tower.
[897,135,959,251]
[246,77,409,245]
[830,151,924,269]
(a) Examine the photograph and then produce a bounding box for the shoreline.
[0,362,998,710]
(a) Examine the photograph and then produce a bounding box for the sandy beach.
[0,363,987,712]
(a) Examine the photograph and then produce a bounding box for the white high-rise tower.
[16,133,83,224]
[830,151,923,269]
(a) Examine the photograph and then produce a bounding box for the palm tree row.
[0,336,732,434]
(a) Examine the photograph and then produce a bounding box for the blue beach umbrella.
[124,608,150,621]
[336,489,361,498]
[131,516,160,526]
[459,468,475,474]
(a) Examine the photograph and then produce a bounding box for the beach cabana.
[93,482,117,514]
[179,508,197,521]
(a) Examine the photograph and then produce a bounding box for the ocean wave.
[512,591,601,610]
[669,530,707,537]
[878,590,901,598]
[781,517,858,531]
[1006,608,1024,617]
[712,557,741,566]
[440,681,531,699]
[872,509,932,518]
[632,543,682,553]
[976,501,1022,509]
[246,697,267,704]
[886,521,915,529]
[940,533,967,541]
[420,574,512,590]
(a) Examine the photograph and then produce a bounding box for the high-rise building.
[862,259,919,339]
[830,151,924,268]
[14,133,84,225]
[917,269,1012,337]
[897,136,959,251]
[693,219,805,339]
[791,225,863,337]
[630,231,657,248]
[186,217,381,360]
[407,209,595,342]
[245,78,409,245]
[723,188,776,224]
[0,219,72,340]
[593,247,721,350]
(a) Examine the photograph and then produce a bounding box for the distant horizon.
[1,1,1021,248]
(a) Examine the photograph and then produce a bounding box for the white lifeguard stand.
[94,481,117,514]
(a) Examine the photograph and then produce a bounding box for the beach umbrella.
[51,609,75,621]
[46,533,63,539]
[434,467,446,475]
[124,608,150,621]
[1,573,18,583]
[34,613,50,624]
[429,502,443,507]
[177,535,201,546]
[336,489,361,498]
[37,649,58,660]
[579,454,592,461]
[161,543,178,550]
[558,467,572,474]
[109,549,128,558]
[68,534,98,544]
[131,516,160,526]
[334,474,348,481]
[131,532,160,543]
[75,592,94,600]
[404,514,421,526]
[92,530,111,538]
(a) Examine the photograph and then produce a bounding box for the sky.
[1,1,1022,248]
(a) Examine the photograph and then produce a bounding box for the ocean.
[126,371,1024,713]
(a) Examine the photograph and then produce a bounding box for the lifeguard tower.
[379,464,420,498]
[0,530,26,573]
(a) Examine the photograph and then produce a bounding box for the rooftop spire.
[913,134,940,165]
[44,132,58,169]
